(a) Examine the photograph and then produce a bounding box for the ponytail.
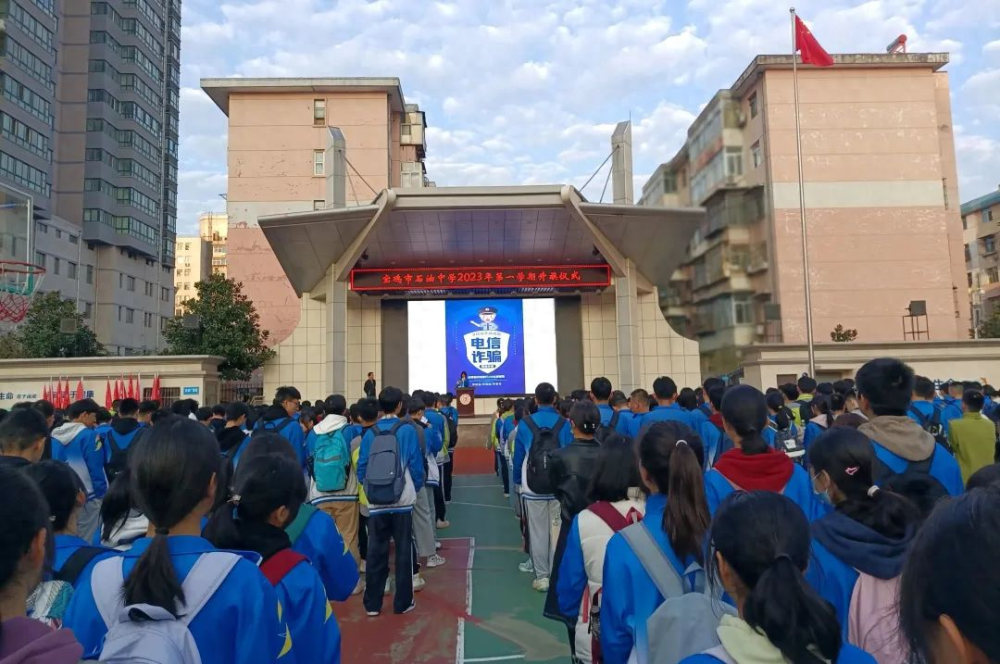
[745,554,841,664]
[765,391,793,431]
[640,422,710,562]
[569,401,601,437]
[709,492,841,664]
[124,418,220,616]
[100,467,135,544]
[721,385,770,455]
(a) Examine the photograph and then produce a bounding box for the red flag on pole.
[114,378,121,402]
[794,15,834,67]
[76,378,85,403]
[105,379,113,409]
[127,375,135,400]
[151,375,161,402]
[42,383,49,402]
[59,379,67,409]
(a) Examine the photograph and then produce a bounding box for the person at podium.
[455,371,470,390]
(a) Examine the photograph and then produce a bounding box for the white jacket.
[308,414,358,504]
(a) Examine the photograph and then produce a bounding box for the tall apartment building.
[0,0,180,354]
[172,234,209,314]
[199,211,227,276]
[200,78,429,344]
[962,187,1000,332]
[640,53,969,376]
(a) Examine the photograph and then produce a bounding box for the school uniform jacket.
[557,493,646,663]
[597,404,633,436]
[64,536,291,664]
[254,406,307,468]
[802,417,830,452]
[600,494,705,664]
[704,448,827,522]
[307,415,360,505]
[273,555,340,664]
[356,416,426,514]
[626,404,698,440]
[513,406,575,497]
[291,508,359,602]
[51,423,106,501]
[53,535,115,588]
[859,416,964,496]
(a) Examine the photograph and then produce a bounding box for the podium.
[456,388,476,416]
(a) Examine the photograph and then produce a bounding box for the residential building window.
[36,222,48,234]
[119,273,124,288]
[965,244,972,263]
[751,141,763,169]
[989,267,999,284]
[51,257,60,275]
[54,228,61,239]
[118,305,123,322]
[725,147,743,178]
[86,265,94,284]
[67,262,77,279]
[125,308,134,324]
[313,99,326,126]
[313,150,325,176]
[990,209,995,222]
[161,286,169,301]
[733,294,753,325]
[749,92,758,119]
[34,251,45,267]
[83,302,93,318]
[313,200,325,210]
[986,236,996,255]
[127,276,136,291]
[968,273,974,288]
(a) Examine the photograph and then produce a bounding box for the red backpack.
[586,502,643,664]
[260,549,308,586]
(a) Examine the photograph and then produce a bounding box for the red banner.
[350,264,611,292]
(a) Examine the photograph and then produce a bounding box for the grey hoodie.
[859,415,936,461]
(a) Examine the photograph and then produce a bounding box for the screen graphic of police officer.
[406,298,558,396]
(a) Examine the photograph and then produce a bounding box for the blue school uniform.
[940,396,963,426]
[254,407,308,468]
[357,416,426,512]
[290,508,359,602]
[871,441,964,496]
[597,404,633,437]
[681,643,876,664]
[600,494,708,664]
[704,463,826,522]
[803,420,828,451]
[806,510,913,638]
[909,400,950,436]
[512,406,575,488]
[424,409,448,447]
[275,557,341,664]
[626,404,697,440]
[51,423,107,500]
[64,536,291,663]
[53,535,115,586]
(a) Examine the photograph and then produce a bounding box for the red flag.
[76,378,85,403]
[42,383,49,402]
[151,375,161,402]
[127,375,135,400]
[105,379,113,409]
[114,378,121,402]
[794,15,834,67]
[59,379,67,409]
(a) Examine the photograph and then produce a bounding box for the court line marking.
[455,536,476,664]
[463,656,526,663]
[450,501,511,510]
[453,484,504,489]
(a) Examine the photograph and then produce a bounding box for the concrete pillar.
[327,272,348,394]
[616,259,642,393]
[326,127,346,208]
[611,121,633,206]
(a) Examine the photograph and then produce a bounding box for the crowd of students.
[488,358,1000,664]
[2,357,1000,663]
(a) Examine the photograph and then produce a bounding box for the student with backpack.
[253,386,306,468]
[0,466,84,663]
[205,454,341,663]
[513,383,575,592]
[21,461,115,627]
[101,398,147,484]
[600,421,727,664]
[802,393,843,453]
[680,492,876,664]
[240,433,360,603]
[423,392,453,528]
[63,418,292,663]
[0,407,48,468]
[856,359,964,498]
[898,488,1000,664]
[217,402,251,459]
[591,377,632,438]
[557,437,646,664]
[406,396,447,579]
[705,386,822,520]
[939,380,965,426]
[626,377,697,440]
[764,391,803,464]
[909,376,950,444]
[947,389,997,484]
[308,394,362,572]
[779,383,804,428]
[357,387,426,616]
[795,375,819,424]
[51,399,106,543]
[805,428,921,663]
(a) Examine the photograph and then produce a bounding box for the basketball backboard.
[0,183,31,263]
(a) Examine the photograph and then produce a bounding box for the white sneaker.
[426,554,446,568]
[398,601,416,615]
[366,609,380,617]
[412,575,426,592]
[384,578,392,595]
[518,559,534,574]
[532,577,550,592]
[436,519,450,529]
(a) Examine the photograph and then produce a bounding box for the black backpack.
[103,428,146,483]
[254,417,292,437]
[594,410,621,444]
[56,547,107,584]
[524,415,567,494]
[769,423,804,465]
[443,411,459,450]
[908,404,950,450]
[796,399,815,424]
[874,448,949,515]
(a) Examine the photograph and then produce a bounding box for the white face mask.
[811,471,832,505]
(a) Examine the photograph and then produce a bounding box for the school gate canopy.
[256,184,705,411]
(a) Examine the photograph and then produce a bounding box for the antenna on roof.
[886,34,907,54]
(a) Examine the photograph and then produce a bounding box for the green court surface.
[449,474,573,664]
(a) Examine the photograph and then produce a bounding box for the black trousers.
[363,511,414,614]
[359,514,368,560]
[496,451,510,494]
[444,451,455,501]
[433,482,447,520]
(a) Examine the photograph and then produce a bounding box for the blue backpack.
[313,428,351,492]
[363,421,406,506]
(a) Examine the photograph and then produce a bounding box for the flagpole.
[791,7,817,378]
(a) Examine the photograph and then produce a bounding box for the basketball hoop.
[0,261,45,323]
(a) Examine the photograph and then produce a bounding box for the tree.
[977,310,1000,339]
[164,274,275,380]
[12,291,104,357]
[830,324,858,343]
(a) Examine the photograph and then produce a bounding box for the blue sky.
[176,0,1000,235]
